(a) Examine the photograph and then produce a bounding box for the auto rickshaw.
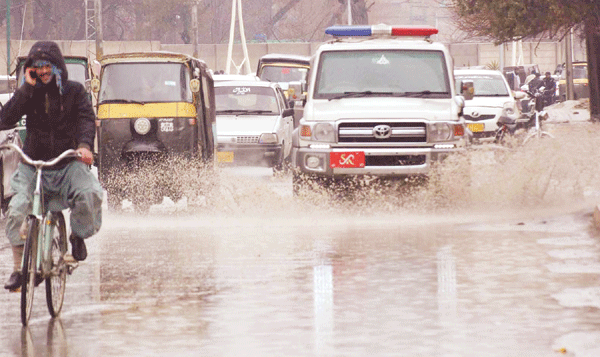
[92,51,216,208]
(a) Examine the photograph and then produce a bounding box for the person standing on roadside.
[1,41,103,291]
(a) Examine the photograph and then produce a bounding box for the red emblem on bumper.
[330,152,365,168]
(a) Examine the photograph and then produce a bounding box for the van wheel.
[272,148,285,175]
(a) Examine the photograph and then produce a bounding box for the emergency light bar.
[325,24,438,37]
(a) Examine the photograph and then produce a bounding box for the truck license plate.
[330,152,365,168]
[467,123,485,132]
[217,151,234,163]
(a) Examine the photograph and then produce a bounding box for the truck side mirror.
[461,80,474,100]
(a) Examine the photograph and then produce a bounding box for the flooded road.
[2,121,600,356]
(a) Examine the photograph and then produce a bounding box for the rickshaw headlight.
[134,118,151,135]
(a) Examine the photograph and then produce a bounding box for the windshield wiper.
[245,110,277,114]
[217,109,277,115]
[401,91,449,97]
[100,99,145,105]
[328,91,395,101]
[216,109,250,114]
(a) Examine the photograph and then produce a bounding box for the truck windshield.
[314,50,450,99]
[99,62,192,103]
[260,66,308,83]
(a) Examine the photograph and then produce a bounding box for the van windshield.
[215,86,280,114]
[99,62,192,103]
[454,74,510,97]
[314,50,450,99]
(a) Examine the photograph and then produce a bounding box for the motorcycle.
[495,86,544,144]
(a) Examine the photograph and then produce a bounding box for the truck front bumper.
[292,146,460,177]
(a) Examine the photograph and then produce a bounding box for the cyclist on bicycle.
[2,41,103,291]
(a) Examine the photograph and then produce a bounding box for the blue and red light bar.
[325,24,438,37]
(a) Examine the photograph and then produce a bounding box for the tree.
[451,0,600,121]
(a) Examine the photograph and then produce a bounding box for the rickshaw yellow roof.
[100,52,205,66]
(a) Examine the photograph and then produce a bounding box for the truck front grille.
[338,122,426,143]
[366,155,426,166]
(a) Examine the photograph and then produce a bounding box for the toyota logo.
[373,124,392,139]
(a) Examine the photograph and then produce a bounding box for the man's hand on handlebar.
[76,147,94,166]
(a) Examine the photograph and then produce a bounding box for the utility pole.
[225,0,251,75]
[565,28,575,100]
[192,3,198,58]
[95,0,103,60]
[347,0,352,25]
[6,0,10,75]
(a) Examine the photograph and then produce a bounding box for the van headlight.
[259,133,278,144]
[502,101,517,117]
[429,122,453,142]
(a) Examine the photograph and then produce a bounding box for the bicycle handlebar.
[0,143,80,168]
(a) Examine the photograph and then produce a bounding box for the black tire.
[21,217,38,326]
[272,147,285,175]
[292,171,303,196]
[45,212,67,317]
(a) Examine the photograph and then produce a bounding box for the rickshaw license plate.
[467,123,485,132]
[217,151,234,163]
[330,152,365,168]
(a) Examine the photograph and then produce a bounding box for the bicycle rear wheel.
[45,212,67,317]
[21,216,38,326]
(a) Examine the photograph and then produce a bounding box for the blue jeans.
[5,161,103,246]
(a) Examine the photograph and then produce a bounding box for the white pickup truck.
[291,24,473,194]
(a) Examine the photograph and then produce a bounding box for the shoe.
[70,235,87,261]
[4,271,21,291]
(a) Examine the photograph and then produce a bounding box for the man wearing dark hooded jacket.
[1,41,103,291]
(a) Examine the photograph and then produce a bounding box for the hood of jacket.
[24,41,68,83]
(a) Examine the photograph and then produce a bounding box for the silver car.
[215,81,294,172]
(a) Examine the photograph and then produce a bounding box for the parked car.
[558,61,588,101]
[215,80,294,173]
[454,69,526,141]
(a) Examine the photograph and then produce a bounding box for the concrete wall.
[0,38,586,76]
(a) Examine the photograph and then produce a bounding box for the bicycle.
[0,143,80,326]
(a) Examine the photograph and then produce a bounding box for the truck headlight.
[259,133,278,144]
[313,123,335,142]
[429,122,453,142]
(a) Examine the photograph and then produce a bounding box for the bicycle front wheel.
[21,216,39,326]
[45,212,67,317]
